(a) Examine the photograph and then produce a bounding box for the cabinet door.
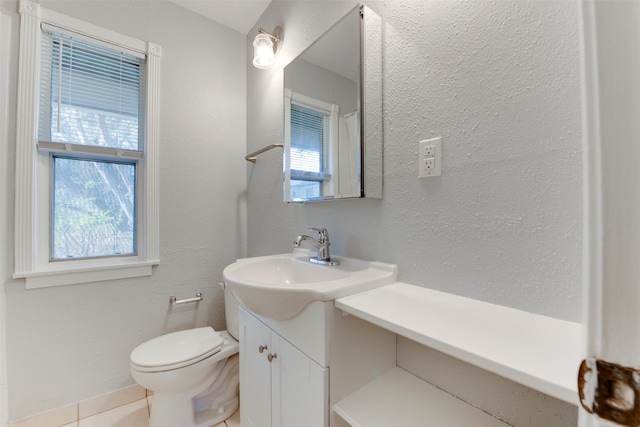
[240,309,272,427]
[271,334,328,427]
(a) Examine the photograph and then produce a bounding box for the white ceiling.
[167,0,272,35]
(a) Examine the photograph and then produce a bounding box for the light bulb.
[253,33,275,69]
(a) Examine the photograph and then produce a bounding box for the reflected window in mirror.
[290,103,328,199]
[285,90,339,201]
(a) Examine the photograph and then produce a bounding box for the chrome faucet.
[293,227,339,266]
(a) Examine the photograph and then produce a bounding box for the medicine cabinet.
[283,5,382,202]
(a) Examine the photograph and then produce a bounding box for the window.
[283,89,338,202]
[51,157,136,260]
[289,103,331,199]
[15,1,161,288]
[40,26,143,261]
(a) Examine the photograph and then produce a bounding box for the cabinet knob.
[267,353,277,362]
[258,345,268,354]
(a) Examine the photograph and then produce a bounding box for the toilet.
[130,286,240,427]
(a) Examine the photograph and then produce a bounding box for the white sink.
[223,249,398,320]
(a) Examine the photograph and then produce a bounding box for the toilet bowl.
[130,287,240,427]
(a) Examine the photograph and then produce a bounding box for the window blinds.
[290,103,330,174]
[38,24,145,158]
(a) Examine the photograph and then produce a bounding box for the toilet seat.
[131,327,223,372]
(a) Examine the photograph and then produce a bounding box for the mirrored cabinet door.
[283,5,382,202]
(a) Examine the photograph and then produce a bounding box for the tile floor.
[10,384,240,427]
[57,398,240,427]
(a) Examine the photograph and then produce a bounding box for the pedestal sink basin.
[223,249,398,320]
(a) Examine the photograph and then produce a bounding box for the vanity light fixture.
[252,26,283,69]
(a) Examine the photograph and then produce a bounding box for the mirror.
[283,5,382,202]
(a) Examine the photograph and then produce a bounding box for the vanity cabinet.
[239,308,328,427]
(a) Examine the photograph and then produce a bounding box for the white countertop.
[335,282,582,405]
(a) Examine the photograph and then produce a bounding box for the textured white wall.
[2,0,247,421]
[248,0,582,324]
[247,0,582,425]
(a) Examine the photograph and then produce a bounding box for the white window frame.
[14,0,161,288]
[283,88,339,202]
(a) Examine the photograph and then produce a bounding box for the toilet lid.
[131,327,223,371]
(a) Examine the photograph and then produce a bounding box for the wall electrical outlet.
[418,137,442,178]
[424,144,435,158]
[425,157,434,170]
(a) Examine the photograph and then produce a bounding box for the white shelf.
[335,282,582,405]
[334,366,510,427]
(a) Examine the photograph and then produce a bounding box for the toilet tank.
[223,283,240,340]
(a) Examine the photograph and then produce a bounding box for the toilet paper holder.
[169,293,203,306]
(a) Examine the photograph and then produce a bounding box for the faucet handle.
[308,227,329,241]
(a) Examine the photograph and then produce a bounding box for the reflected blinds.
[290,103,330,174]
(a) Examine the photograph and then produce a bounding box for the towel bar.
[245,143,283,163]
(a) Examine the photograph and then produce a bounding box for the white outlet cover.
[418,137,442,178]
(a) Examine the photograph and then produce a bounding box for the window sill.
[13,259,160,289]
